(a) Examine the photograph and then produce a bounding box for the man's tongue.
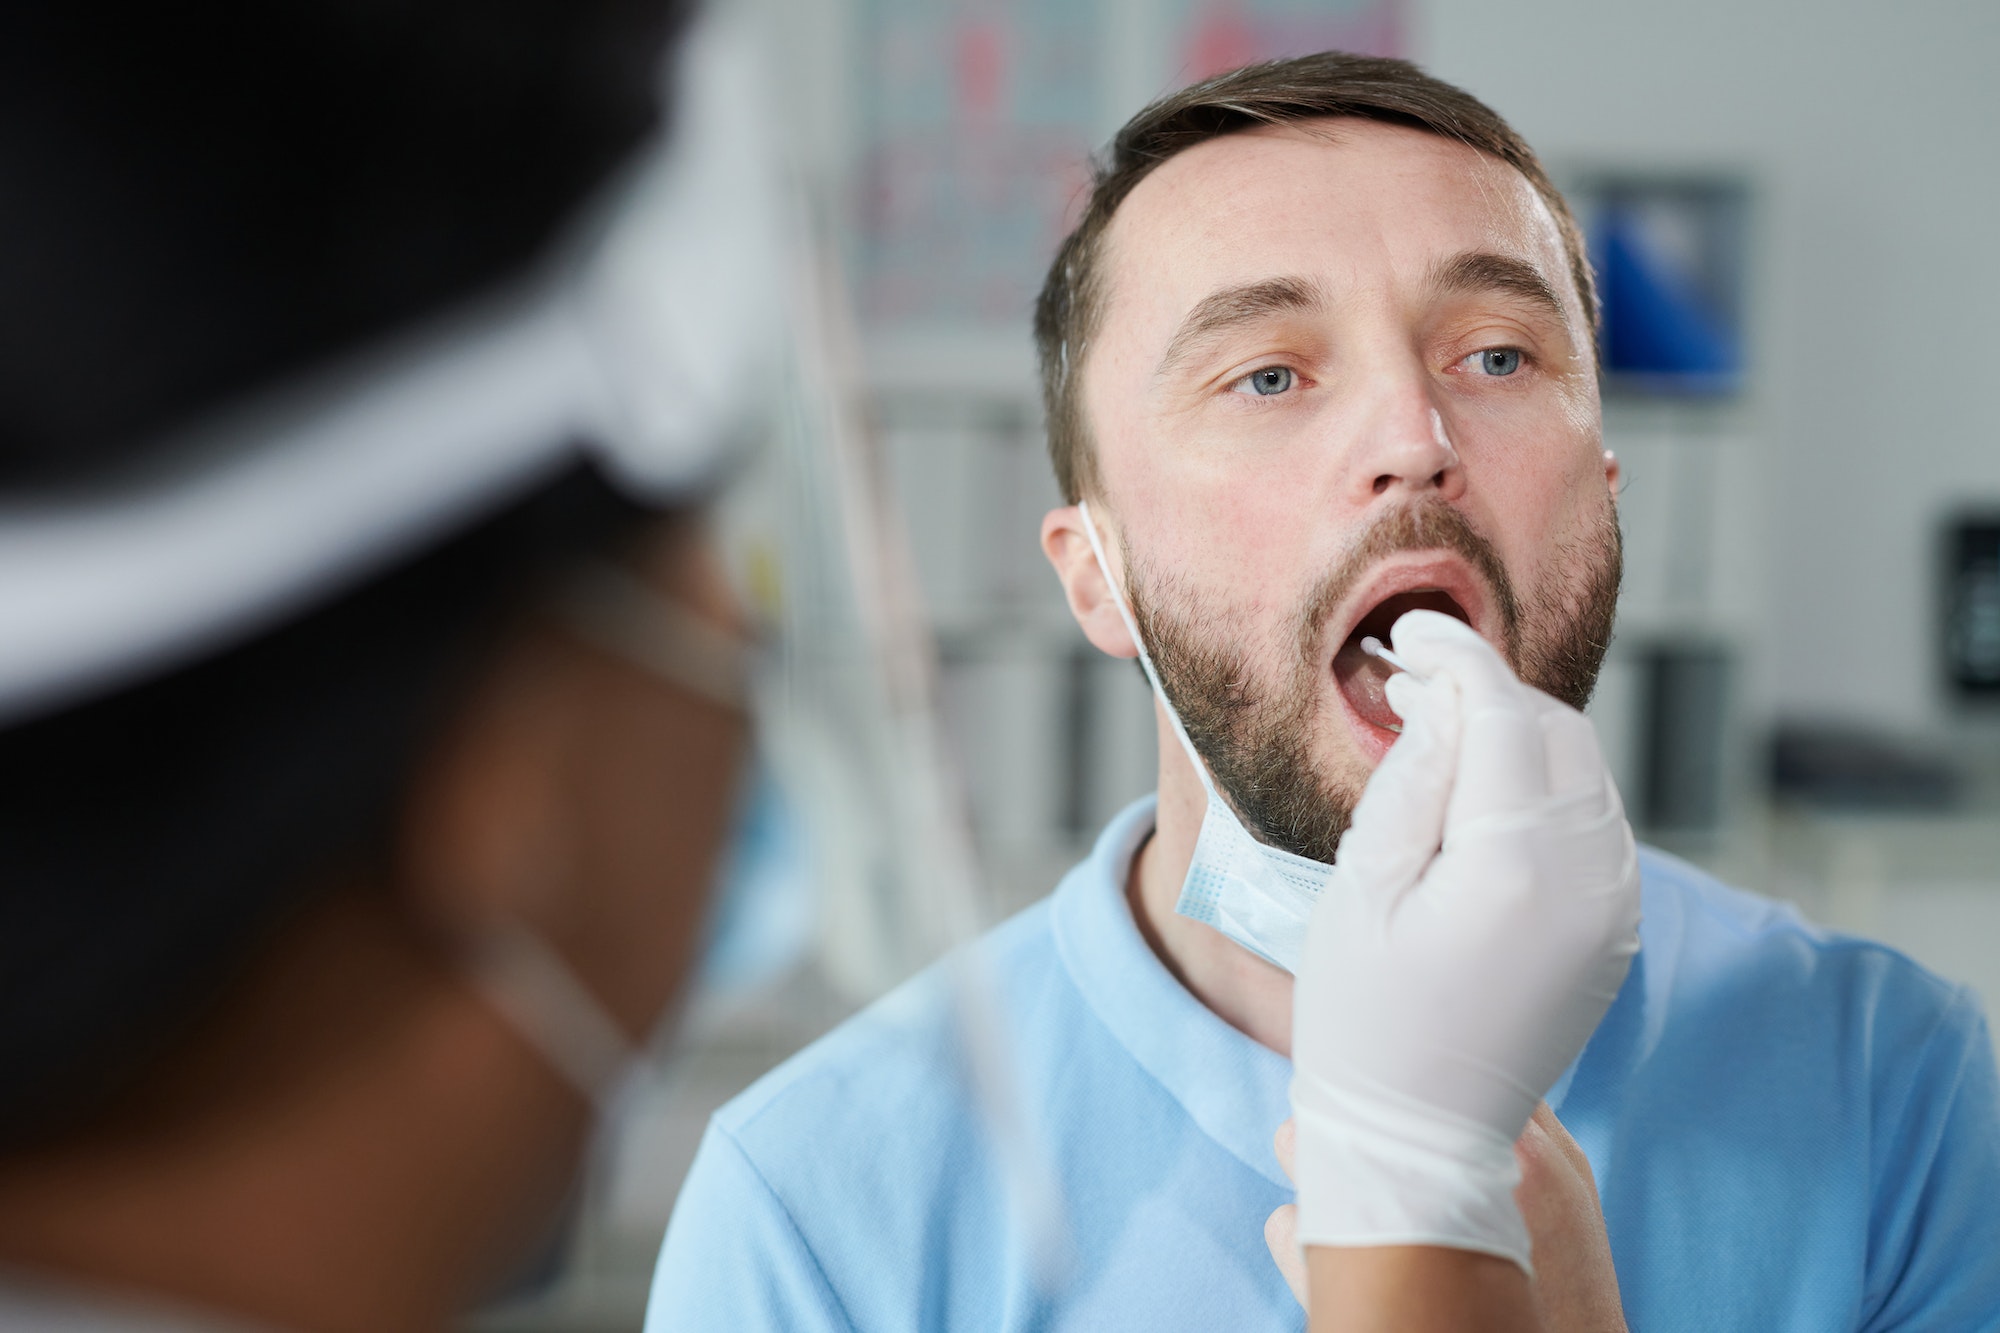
[1332,636,1403,732]
[1331,590,1471,735]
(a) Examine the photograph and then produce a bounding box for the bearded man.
[648,53,2000,1330]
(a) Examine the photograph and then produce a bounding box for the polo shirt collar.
[1050,795,1296,1188]
[1047,795,1595,1191]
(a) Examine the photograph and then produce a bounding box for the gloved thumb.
[1390,610,1550,829]
[1332,669,1461,906]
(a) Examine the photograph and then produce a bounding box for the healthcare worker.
[0,1,787,1327]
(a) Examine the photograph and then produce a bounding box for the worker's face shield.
[0,3,1054,1281]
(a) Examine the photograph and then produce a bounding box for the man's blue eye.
[1238,366,1294,396]
[1478,349,1522,376]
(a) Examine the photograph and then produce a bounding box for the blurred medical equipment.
[1290,611,1640,1271]
[1770,721,1965,813]
[1945,512,2000,699]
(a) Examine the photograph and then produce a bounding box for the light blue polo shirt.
[647,797,2000,1330]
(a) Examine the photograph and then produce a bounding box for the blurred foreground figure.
[652,52,2000,1331]
[0,2,781,1328]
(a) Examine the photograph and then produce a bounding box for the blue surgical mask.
[699,759,815,999]
[1079,502,1332,973]
[462,557,778,1116]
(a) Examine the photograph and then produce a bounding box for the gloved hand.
[1289,609,1641,1272]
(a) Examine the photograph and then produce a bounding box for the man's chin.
[1255,729,1369,866]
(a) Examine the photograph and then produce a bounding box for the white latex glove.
[1289,609,1640,1271]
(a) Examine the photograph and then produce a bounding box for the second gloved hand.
[1289,610,1641,1271]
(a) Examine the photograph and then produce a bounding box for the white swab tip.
[1359,634,1427,682]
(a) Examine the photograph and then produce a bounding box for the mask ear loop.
[456,561,756,1115]
[459,923,637,1115]
[1076,501,1224,809]
[552,561,755,713]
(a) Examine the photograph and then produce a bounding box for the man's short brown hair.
[1033,51,1598,504]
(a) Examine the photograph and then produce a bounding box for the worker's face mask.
[459,608,832,1316]
[456,783,804,1111]
[1078,502,1330,973]
[457,553,814,1123]
[698,761,814,997]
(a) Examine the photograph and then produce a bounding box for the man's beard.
[1127,499,1623,864]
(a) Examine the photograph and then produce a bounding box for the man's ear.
[1041,504,1139,660]
[1603,449,1622,496]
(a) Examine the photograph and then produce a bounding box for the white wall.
[1415,0,2000,734]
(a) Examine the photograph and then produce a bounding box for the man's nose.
[1342,373,1465,504]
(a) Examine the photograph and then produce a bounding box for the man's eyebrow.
[1155,276,1328,378]
[1425,251,1572,331]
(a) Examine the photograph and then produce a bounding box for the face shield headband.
[0,11,786,729]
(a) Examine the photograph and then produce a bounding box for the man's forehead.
[1095,119,1570,337]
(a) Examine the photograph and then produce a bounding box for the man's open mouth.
[1330,569,1484,748]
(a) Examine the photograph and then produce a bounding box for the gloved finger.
[1390,610,1548,824]
[1273,1118,1298,1183]
[1383,668,1440,730]
[1536,697,1609,806]
[1263,1204,1308,1309]
[1334,670,1460,903]
[1386,609,1518,701]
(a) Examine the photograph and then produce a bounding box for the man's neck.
[1128,715,1297,1057]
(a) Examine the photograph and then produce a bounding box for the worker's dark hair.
[1033,50,1598,504]
[0,0,692,1149]
[0,0,688,487]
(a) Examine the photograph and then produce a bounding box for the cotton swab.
[1359,635,1429,683]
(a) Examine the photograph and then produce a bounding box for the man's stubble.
[1127,497,1622,863]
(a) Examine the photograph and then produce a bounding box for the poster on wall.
[855,0,1100,327]
[854,0,1408,330]
[1169,0,1406,82]
[1566,175,1750,396]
